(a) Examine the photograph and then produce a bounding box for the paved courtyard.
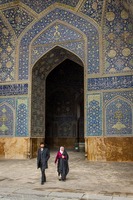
[0,150,133,200]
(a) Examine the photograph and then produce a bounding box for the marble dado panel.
[86,137,133,161]
[88,75,133,91]
[0,137,30,159]
[86,94,102,136]
[0,97,29,137]
[0,84,28,96]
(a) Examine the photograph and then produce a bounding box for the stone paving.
[0,150,133,200]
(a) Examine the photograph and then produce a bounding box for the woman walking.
[55,146,69,181]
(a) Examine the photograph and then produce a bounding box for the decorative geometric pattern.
[19,8,100,80]
[20,0,80,13]
[32,41,85,66]
[0,0,14,4]
[31,23,84,65]
[16,98,28,136]
[106,98,132,135]
[32,23,83,45]
[58,120,73,137]
[2,6,34,37]
[0,104,14,136]
[31,74,45,137]
[87,94,102,136]
[32,46,83,79]
[104,0,133,74]
[81,0,104,24]
[88,75,133,91]
[0,1,132,141]
[0,17,15,82]
[0,98,15,109]
[103,91,133,105]
[0,84,28,96]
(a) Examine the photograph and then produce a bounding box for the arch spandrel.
[30,21,86,67]
[32,46,84,80]
[19,7,101,80]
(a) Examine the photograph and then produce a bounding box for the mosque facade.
[0,0,133,161]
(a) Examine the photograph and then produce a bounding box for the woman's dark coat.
[37,147,50,170]
[58,150,69,178]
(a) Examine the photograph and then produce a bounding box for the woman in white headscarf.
[55,146,69,181]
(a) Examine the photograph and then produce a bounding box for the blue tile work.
[81,0,103,24]
[0,84,28,96]
[88,75,133,91]
[31,41,85,66]
[32,23,83,45]
[103,91,133,104]
[2,6,34,37]
[16,98,28,136]
[0,17,15,82]
[0,98,15,108]
[31,23,84,65]
[105,98,132,135]
[0,104,14,136]
[62,41,85,62]
[31,75,45,137]
[20,0,79,13]
[0,0,14,4]
[86,94,102,136]
[19,8,100,80]
[104,0,133,74]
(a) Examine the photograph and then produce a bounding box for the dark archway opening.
[45,59,84,149]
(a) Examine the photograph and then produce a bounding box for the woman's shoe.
[58,175,61,180]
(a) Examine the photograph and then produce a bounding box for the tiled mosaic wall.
[0,16,16,82]
[19,8,99,80]
[0,0,133,138]
[103,91,133,136]
[0,96,28,136]
[31,71,45,137]
[104,0,133,74]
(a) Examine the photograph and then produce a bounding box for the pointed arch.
[105,96,132,136]
[31,46,84,138]
[0,102,15,136]
[18,6,102,80]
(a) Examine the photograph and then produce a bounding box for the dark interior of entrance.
[45,59,84,149]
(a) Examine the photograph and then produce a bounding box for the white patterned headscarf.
[60,146,64,154]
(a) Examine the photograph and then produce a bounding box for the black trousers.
[41,168,46,184]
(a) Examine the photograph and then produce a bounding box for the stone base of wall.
[0,137,30,159]
[85,137,133,161]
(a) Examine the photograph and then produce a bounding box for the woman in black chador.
[37,142,50,185]
[55,146,69,181]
